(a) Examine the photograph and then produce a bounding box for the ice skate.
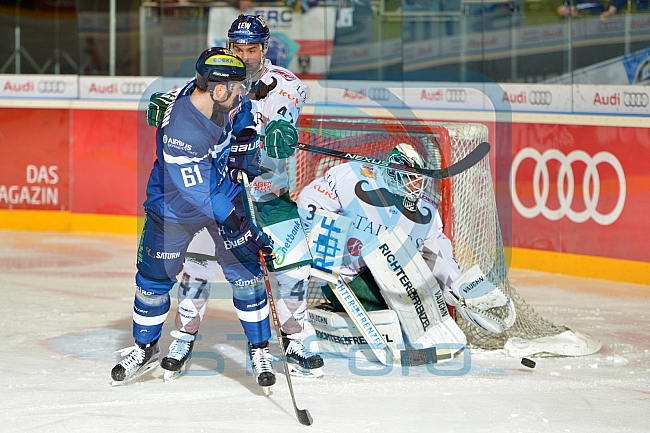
[248,341,276,394]
[160,330,196,382]
[111,340,160,386]
[282,334,324,378]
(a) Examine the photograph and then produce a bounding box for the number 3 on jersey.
[181,165,204,187]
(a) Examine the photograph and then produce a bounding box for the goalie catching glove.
[147,91,177,127]
[443,265,516,334]
[264,119,298,159]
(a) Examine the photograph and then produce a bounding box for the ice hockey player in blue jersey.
[111,47,275,388]
[146,15,324,378]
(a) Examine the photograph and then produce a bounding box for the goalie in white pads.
[297,143,516,357]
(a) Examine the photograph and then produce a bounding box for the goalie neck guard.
[383,143,429,212]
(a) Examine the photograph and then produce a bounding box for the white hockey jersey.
[249,59,309,202]
[296,161,460,289]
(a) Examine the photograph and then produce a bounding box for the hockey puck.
[521,357,536,369]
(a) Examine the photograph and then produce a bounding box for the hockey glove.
[264,119,298,159]
[223,216,274,265]
[443,265,517,334]
[147,91,176,127]
[229,132,262,183]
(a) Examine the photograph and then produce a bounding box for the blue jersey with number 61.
[143,80,254,225]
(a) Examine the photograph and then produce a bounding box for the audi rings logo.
[445,89,467,103]
[510,148,626,225]
[623,92,649,108]
[37,81,67,94]
[367,87,390,102]
[121,82,148,96]
[529,91,552,106]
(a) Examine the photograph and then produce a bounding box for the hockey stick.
[239,174,313,426]
[259,251,314,426]
[293,141,490,179]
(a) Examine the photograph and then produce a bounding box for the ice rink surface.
[0,230,648,433]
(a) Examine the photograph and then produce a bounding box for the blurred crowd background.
[1,0,648,84]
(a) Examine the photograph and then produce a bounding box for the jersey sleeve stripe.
[163,150,206,165]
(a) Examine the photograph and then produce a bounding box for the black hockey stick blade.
[400,347,438,366]
[296,408,314,426]
[438,141,491,178]
[293,141,490,179]
[258,251,314,426]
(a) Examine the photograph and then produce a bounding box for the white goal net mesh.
[291,117,568,350]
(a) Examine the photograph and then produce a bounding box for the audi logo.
[445,89,467,103]
[121,82,148,96]
[367,87,390,102]
[529,91,552,106]
[623,92,649,108]
[37,80,66,94]
[510,148,626,225]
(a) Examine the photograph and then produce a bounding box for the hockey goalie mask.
[383,143,429,212]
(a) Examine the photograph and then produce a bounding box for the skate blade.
[163,368,185,383]
[262,386,272,397]
[286,363,324,378]
[110,362,159,387]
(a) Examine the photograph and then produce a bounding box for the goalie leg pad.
[362,225,466,350]
[421,237,460,292]
[306,307,404,363]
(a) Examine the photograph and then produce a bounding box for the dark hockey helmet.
[195,47,247,92]
[383,143,429,212]
[227,14,270,52]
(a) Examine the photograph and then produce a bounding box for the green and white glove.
[264,119,298,159]
[146,91,176,127]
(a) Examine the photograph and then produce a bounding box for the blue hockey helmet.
[227,15,270,52]
[195,47,247,92]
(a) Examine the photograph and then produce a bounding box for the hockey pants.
[133,208,271,346]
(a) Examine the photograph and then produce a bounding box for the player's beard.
[244,58,260,71]
[244,58,263,81]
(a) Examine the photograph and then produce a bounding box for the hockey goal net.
[291,116,569,351]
